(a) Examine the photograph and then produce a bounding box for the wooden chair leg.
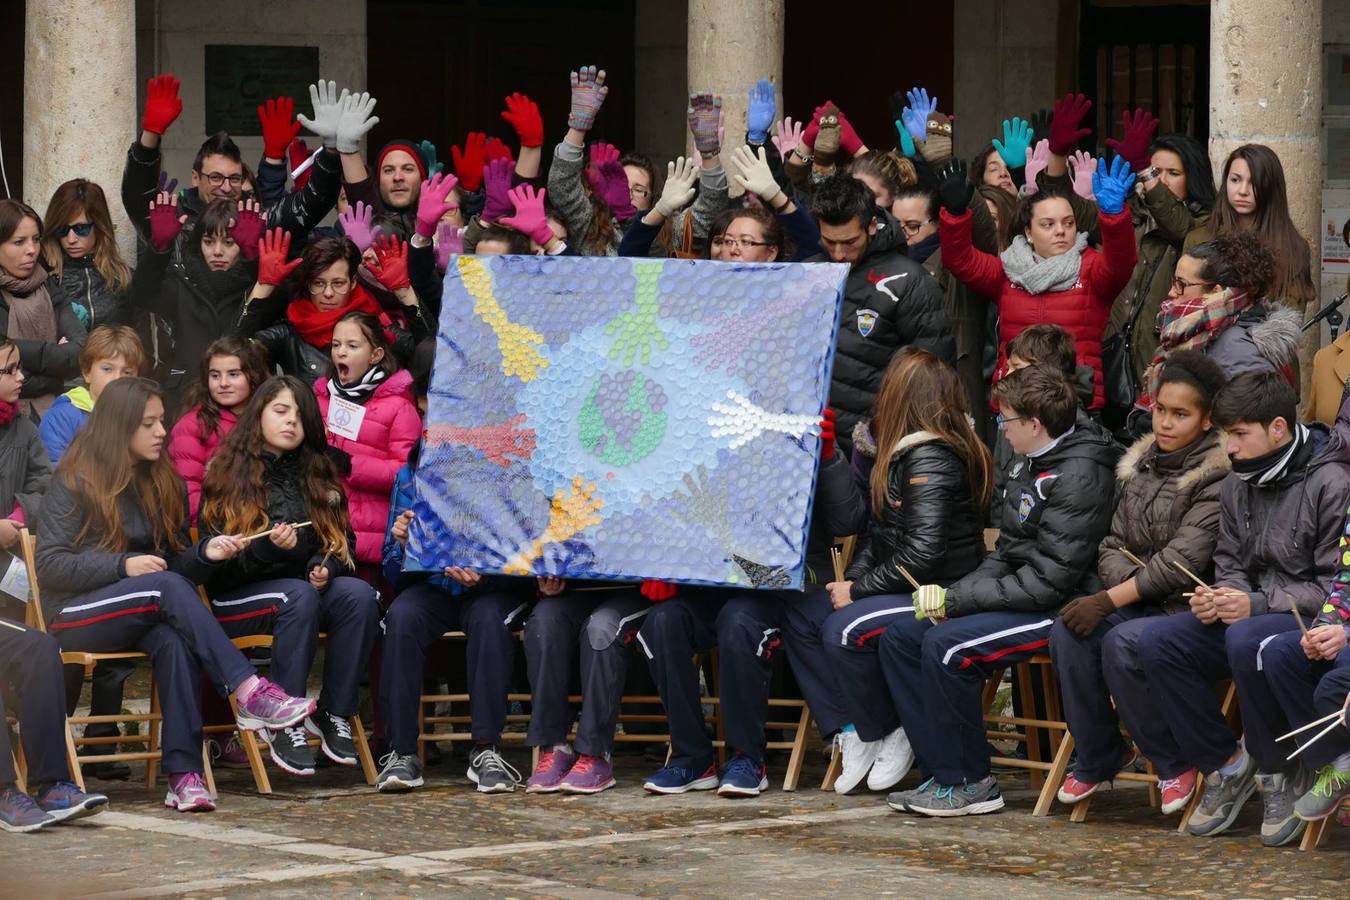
[64,719,85,791]
[145,681,161,789]
[201,743,217,798]
[782,705,810,792]
[821,740,841,791]
[708,650,728,767]
[416,694,428,765]
[13,744,27,794]
[228,697,272,795]
[1015,664,1045,789]
[350,715,378,786]
[1145,758,1160,808]
[1300,816,1328,850]
[1034,730,1073,817]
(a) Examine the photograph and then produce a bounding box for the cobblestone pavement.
[5,746,1348,899]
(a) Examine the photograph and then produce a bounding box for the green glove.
[914,584,947,622]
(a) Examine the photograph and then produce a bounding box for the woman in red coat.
[314,311,420,563]
[936,156,1139,410]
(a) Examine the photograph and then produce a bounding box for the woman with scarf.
[238,231,426,387]
[0,200,87,419]
[936,155,1139,412]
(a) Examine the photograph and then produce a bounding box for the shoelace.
[378,751,413,772]
[171,772,208,797]
[284,727,309,749]
[328,715,353,740]
[725,756,759,781]
[225,734,244,756]
[571,755,600,774]
[1312,767,1350,797]
[1158,775,1185,794]
[1259,779,1290,818]
[932,785,956,802]
[471,748,522,782]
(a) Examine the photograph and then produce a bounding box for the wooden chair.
[1301,799,1350,850]
[6,720,25,792]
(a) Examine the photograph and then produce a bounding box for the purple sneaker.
[164,772,215,812]
[525,746,576,794]
[235,678,316,732]
[209,733,251,770]
[34,781,108,823]
[559,754,616,795]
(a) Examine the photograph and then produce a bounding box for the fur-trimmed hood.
[850,420,945,461]
[1116,429,1230,490]
[1250,305,1302,368]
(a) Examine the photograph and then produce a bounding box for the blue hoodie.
[38,386,93,465]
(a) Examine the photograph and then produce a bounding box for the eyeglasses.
[310,278,352,295]
[1171,277,1213,295]
[56,223,94,239]
[995,413,1026,427]
[201,171,245,188]
[899,220,932,236]
[629,184,651,200]
[711,236,770,250]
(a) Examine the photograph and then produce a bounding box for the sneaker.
[1187,751,1257,837]
[0,786,55,833]
[643,761,719,794]
[467,746,520,794]
[261,727,317,776]
[1295,760,1350,822]
[34,781,108,823]
[305,710,358,766]
[208,733,251,770]
[718,753,769,798]
[1256,772,1307,846]
[164,772,216,812]
[376,752,424,793]
[525,746,577,794]
[887,776,936,813]
[867,728,914,792]
[559,754,617,795]
[833,730,882,795]
[1159,769,1199,815]
[235,678,316,732]
[905,776,1006,817]
[1057,747,1138,805]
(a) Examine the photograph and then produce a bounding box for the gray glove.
[336,91,379,154]
[298,80,344,150]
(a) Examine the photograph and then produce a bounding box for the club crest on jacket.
[1017,490,1036,524]
[856,308,878,337]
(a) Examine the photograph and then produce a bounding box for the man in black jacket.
[809,176,954,453]
[879,365,1120,816]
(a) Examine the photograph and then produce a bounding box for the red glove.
[147,193,185,252]
[142,74,183,136]
[642,580,677,602]
[1105,108,1159,176]
[231,201,266,260]
[802,104,826,150]
[819,408,836,461]
[501,92,544,148]
[834,107,864,157]
[452,132,488,191]
[289,138,313,190]
[1048,93,1094,156]
[368,234,411,291]
[257,96,302,161]
[257,228,302,286]
[483,137,514,165]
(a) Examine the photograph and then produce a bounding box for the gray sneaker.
[1294,760,1350,822]
[887,776,936,813]
[1256,772,1307,847]
[904,775,1005,817]
[377,752,425,792]
[1187,752,1257,837]
[467,746,521,794]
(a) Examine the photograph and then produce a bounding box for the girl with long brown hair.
[35,377,316,813]
[791,349,992,797]
[198,375,379,776]
[40,179,133,329]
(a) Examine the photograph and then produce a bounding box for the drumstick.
[1291,606,1310,638]
[1170,559,1210,592]
[830,547,846,583]
[1277,708,1344,742]
[244,521,312,541]
[1118,547,1148,570]
[1285,716,1347,761]
[897,565,922,592]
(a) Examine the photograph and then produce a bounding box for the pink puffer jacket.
[169,406,238,524]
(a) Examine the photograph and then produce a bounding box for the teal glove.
[992,117,1033,168]
[419,140,444,175]
[1092,154,1136,215]
[914,584,947,622]
[894,118,916,158]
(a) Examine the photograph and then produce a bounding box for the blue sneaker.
[0,785,55,833]
[643,761,718,794]
[718,753,769,797]
[35,781,109,823]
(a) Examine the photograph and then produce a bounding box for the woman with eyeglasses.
[0,200,87,419]
[40,180,133,331]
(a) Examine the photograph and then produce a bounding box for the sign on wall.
[204,45,320,136]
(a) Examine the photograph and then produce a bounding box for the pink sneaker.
[235,678,316,732]
[209,733,251,769]
[1160,769,1199,815]
[558,754,617,794]
[165,772,215,812]
[525,746,576,794]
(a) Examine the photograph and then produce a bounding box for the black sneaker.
[262,726,317,776]
[305,710,358,766]
[467,745,520,793]
[377,752,425,792]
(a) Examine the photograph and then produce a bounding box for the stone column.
[686,0,785,184]
[1209,0,1323,381]
[24,0,138,260]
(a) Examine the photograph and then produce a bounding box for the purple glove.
[499,184,556,247]
[586,142,636,222]
[481,158,515,223]
[434,221,464,273]
[338,200,376,252]
[414,171,459,239]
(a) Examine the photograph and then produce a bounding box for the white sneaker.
[833,730,881,794]
[867,727,914,791]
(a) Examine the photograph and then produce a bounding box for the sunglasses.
[56,223,94,239]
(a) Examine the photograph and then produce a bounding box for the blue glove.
[900,105,929,144]
[905,87,938,129]
[894,117,916,158]
[1092,154,1136,215]
[992,117,1033,168]
[746,79,776,145]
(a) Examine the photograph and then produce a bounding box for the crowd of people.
[1,64,1349,848]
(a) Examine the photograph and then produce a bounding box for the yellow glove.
[914,584,947,622]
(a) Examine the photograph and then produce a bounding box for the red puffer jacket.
[315,369,421,563]
[939,207,1137,409]
[169,406,238,524]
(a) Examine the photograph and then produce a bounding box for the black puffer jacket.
[48,255,129,329]
[846,432,985,599]
[0,415,50,523]
[198,449,356,596]
[810,212,955,452]
[1098,429,1230,606]
[947,411,1120,616]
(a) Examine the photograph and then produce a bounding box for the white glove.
[654,157,699,218]
[297,80,345,150]
[731,145,782,203]
[336,91,380,154]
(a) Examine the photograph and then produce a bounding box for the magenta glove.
[231,200,266,260]
[1024,139,1050,195]
[414,171,459,239]
[338,200,376,252]
[1105,108,1159,175]
[499,184,556,247]
[148,192,185,252]
[586,142,636,221]
[1069,151,1096,200]
[435,221,464,272]
[481,158,515,223]
[1048,93,1094,156]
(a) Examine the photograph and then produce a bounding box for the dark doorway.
[0,1,23,200]
[1078,1,1210,142]
[367,0,636,167]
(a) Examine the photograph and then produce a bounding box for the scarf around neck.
[1139,286,1250,408]
[287,284,383,350]
[0,400,18,428]
[328,364,388,405]
[0,262,56,344]
[1232,424,1309,485]
[999,233,1088,295]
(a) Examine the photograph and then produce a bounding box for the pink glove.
[1024,139,1050,195]
[434,221,464,273]
[499,184,555,247]
[1068,151,1096,200]
[481,158,515,223]
[338,200,376,252]
[148,192,185,252]
[231,200,265,260]
[588,142,636,222]
[414,171,459,239]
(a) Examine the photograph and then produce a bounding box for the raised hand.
[1027,107,1054,144]
[936,160,974,215]
[500,185,556,247]
[257,96,301,161]
[231,199,265,259]
[641,580,677,602]
[338,200,377,251]
[1105,107,1159,174]
[654,157,699,218]
[588,142,637,221]
[142,74,183,136]
[419,139,443,175]
[257,227,302,286]
[451,132,488,191]
[772,117,805,158]
[687,93,724,157]
[992,117,1034,168]
[746,79,777,144]
[148,191,186,252]
[568,65,609,132]
[900,104,930,143]
[288,139,313,189]
[156,171,179,198]
[369,234,411,291]
[415,171,459,238]
[501,92,545,148]
[1092,154,1137,215]
[833,105,865,157]
[336,90,379,153]
[819,408,836,461]
[1024,139,1051,195]
[483,137,514,164]
[1069,150,1096,200]
[1048,92,1094,155]
[905,87,938,130]
[481,158,515,223]
[298,80,345,150]
[434,221,465,272]
[730,145,781,203]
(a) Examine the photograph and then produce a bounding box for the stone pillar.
[1209,0,1323,381]
[686,1,785,176]
[24,0,138,260]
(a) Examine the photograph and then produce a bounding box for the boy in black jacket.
[880,365,1120,816]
